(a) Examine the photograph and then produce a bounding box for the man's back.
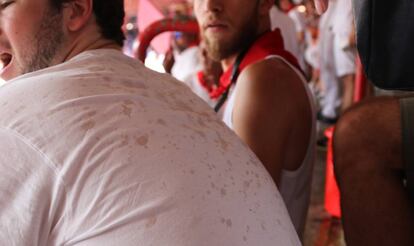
[0,49,300,245]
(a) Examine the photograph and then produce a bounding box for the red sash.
[201,29,302,99]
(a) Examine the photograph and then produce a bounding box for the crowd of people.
[160,0,358,146]
[145,0,413,245]
[0,0,412,245]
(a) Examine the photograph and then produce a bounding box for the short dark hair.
[50,0,125,46]
[274,0,282,9]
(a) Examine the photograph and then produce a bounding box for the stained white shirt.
[0,49,300,245]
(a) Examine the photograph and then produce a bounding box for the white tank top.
[222,55,316,237]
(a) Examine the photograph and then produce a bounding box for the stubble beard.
[202,9,259,62]
[21,7,65,75]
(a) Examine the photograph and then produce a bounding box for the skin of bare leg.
[340,74,355,113]
[333,96,414,246]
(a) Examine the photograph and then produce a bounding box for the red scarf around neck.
[199,29,302,99]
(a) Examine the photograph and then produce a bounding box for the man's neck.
[219,11,272,71]
[62,38,121,63]
[221,54,238,72]
[220,28,271,71]
[54,22,122,66]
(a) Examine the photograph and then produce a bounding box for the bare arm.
[232,59,313,185]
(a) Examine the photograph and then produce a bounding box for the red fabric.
[207,29,302,99]
[324,127,341,218]
[137,18,199,61]
[197,71,214,93]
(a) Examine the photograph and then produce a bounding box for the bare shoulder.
[232,57,313,174]
[235,57,310,112]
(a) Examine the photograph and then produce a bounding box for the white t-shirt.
[0,49,300,246]
[288,8,306,34]
[171,46,216,107]
[318,0,342,118]
[222,55,316,237]
[318,0,337,73]
[331,0,356,76]
[286,7,308,72]
[332,0,354,49]
[269,6,301,62]
[171,46,200,85]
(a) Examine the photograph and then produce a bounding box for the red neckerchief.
[205,29,302,99]
[197,71,216,95]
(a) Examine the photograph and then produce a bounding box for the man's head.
[50,0,125,46]
[193,0,273,62]
[279,0,292,11]
[0,0,125,81]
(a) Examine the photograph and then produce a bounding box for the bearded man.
[194,0,316,237]
[0,0,301,245]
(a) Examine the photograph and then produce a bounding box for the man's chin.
[207,45,238,62]
[204,39,235,62]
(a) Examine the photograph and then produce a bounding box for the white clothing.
[288,8,307,34]
[333,40,356,77]
[318,0,342,118]
[144,49,166,73]
[171,46,216,107]
[222,55,316,237]
[332,0,356,77]
[269,6,301,63]
[171,46,200,84]
[305,40,320,70]
[0,49,300,245]
[332,0,354,49]
[287,7,308,73]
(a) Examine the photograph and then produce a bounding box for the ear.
[62,0,93,32]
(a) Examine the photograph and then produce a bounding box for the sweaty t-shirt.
[0,49,300,245]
